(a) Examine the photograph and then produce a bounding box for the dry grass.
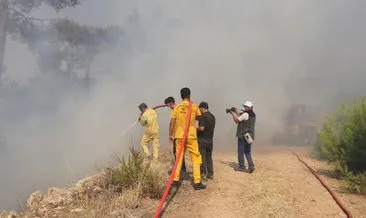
[65,148,169,217]
[61,189,157,218]
[11,148,171,218]
[109,147,167,199]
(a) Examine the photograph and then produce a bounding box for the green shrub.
[342,98,366,173]
[317,97,366,172]
[110,147,165,199]
[343,172,366,194]
[316,103,348,171]
[316,96,366,194]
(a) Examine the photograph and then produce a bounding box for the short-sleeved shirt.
[171,100,201,139]
[197,111,216,143]
[139,108,159,135]
[237,112,249,122]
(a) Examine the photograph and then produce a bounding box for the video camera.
[225,107,236,114]
[225,107,244,114]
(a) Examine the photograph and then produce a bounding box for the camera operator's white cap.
[243,101,253,108]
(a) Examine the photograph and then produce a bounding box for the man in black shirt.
[197,102,216,180]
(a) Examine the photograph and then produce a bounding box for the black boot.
[234,167,246,172]
[172,181,181,188]
[193,182,206,190]
[246,168,255,173]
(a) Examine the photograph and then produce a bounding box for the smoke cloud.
[1,0,366,210]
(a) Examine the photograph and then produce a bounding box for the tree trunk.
[0,0,8,87]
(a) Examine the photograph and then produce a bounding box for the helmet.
[243,101,253,108]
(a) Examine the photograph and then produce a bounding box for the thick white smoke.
[1,0,366,210]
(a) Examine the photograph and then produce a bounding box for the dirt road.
[161,147,346,218]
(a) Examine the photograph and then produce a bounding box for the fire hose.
[119,105,167,137]
[153,101,193,218]
[288,149,353,218]
[136,104,352,217]
[153,104,168,110]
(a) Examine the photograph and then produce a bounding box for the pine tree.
[1,0,122,87]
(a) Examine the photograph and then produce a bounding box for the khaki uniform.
[139,108,160,160]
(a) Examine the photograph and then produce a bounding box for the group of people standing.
[137,87,256,190]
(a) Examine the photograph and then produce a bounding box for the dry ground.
[2,146,365,218]
[302,153,366,218]
[161,146,366,218]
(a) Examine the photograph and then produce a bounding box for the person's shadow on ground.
[159,171,192,217]
[220,161,238,170]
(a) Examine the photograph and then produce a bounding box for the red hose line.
[153,101,193,218]
[288,149,353,218]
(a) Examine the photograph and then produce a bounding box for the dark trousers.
[199,141,213,176]
[173,139,186,172]
[238,137,254,170]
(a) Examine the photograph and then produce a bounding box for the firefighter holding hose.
[169,87,206,190]
[138,103,160,161]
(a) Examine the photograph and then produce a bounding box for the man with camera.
[227,101,256,173]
